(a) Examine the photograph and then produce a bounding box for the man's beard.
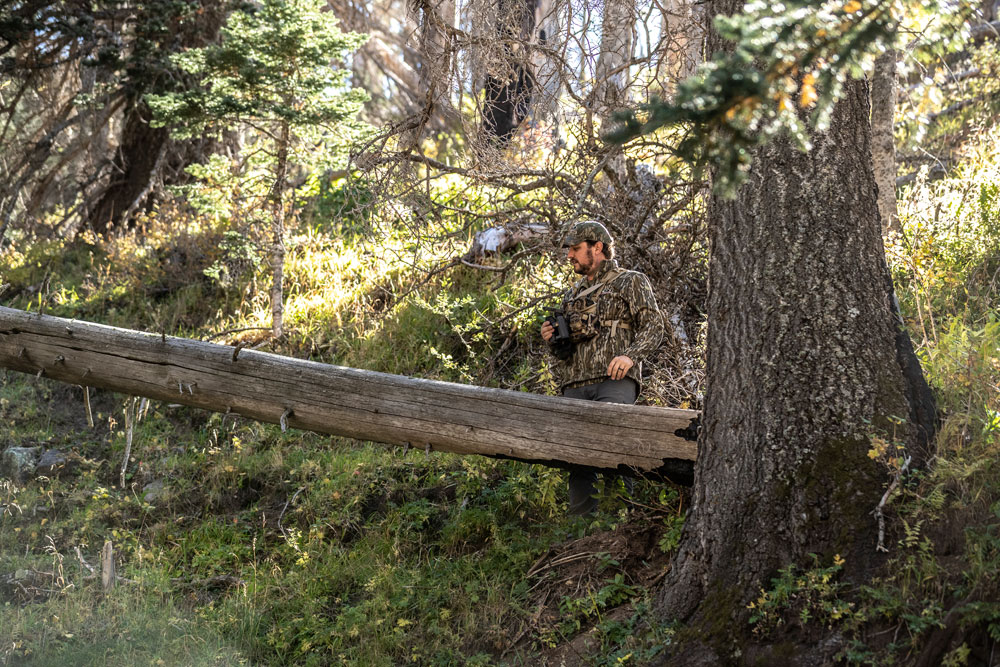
[571,248,595,275]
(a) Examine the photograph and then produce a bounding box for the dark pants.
[562,378,639,516]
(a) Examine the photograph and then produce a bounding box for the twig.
[73,546,96,577]
[571,149,615,220]
[526,550,602,581]
[469,291,561,335]
[875,454,913,552]
[278,487,305,542]
[119,397,147,488]
[460,258,510,272]
[81,385,94,428]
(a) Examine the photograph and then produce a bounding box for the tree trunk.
[269,119,290,340]
[481,0,539,144]
[399,0,456,149]
[659,0,704,93]
[529,0,563,125]
[655,5,936,657]
[86,103,169,237]
[418,0,456,108]
[0,305,698,475]
[594,0,635,114]
[87,2,228,237]
[871,49,899,235]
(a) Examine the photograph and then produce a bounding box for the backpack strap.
[601,319,631,337]
[573,268,625,300]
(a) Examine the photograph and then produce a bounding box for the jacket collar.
[588,258,619,283]
[573,258,620,291]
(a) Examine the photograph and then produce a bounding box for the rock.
[35,449,74,477]
[0,447,41,482]
[142,479,167,503]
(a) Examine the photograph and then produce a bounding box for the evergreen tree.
[147,0,369,339]
[607,0,971,195]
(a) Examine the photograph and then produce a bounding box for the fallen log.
[0,306,698,481]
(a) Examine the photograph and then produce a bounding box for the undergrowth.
[0,172,682,664]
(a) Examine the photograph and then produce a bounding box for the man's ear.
[593,241,604,257]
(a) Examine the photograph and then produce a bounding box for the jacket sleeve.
[622,273,663,362]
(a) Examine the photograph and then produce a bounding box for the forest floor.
[1,371,684,665]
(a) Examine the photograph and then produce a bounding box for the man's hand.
[541,321,554,342]
[607,355,634,381]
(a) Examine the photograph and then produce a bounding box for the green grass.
[1,363,680,665]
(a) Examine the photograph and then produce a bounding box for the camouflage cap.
[562,220,614,248]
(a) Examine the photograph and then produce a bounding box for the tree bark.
[871,49,899,235]
[481,0,540,143]
[87,102,169,236]
[0,305,699,476]
[529,0,563,125]
[655,4,936,657]
[86,2,228,237]
[659,0,704,93]
[398,0,456,149]
[594,0,635,114]
[269,119,290,340]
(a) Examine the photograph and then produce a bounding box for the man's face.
[567,242,597,276]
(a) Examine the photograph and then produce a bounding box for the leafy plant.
[748,553,860,636]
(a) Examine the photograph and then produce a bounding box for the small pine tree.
[148,0,368,339]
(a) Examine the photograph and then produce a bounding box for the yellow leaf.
[799,83,818,108]
[844,0,862,13]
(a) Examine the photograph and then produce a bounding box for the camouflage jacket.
[552,259,663,391]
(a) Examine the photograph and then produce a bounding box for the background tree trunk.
[88,102,169,236]
[658,0,704,93]
[529,0,562,126]
[270,119,290,340]
[872,49,899,235]
[481,0,539,143]
[594,0,635,114]
[86,1,228,237]
[398,0,456,150]
[655,4,935,659]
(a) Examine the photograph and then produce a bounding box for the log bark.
[0,306,698,476]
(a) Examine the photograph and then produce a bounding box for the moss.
[794,435,884,562]
[753,641,799,666]
[670,579,742,662]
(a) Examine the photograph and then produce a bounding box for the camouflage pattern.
[562,220,614,247]
[552,258,663,390]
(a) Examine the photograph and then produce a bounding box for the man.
[541,220,664,515]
